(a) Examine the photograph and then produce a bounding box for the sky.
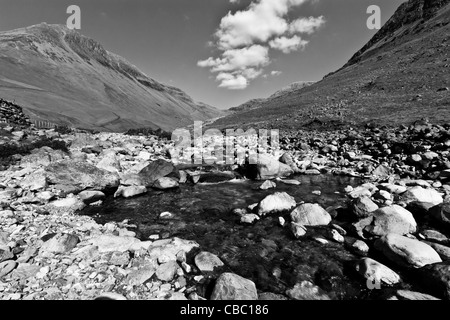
[0,0,406,110]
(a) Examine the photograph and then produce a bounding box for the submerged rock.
[354,258,400,286]
[257,192,296,216]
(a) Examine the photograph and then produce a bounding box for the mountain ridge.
[0,23,224,132]
[210,0,450,132]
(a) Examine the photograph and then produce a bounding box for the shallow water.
[81,174,405,299]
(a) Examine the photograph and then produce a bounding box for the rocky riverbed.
[0,118,449,300]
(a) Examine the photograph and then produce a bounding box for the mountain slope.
[228,81,315,114]
[211,0,450,131]
[0,23,224,132]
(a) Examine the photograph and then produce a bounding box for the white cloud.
[289,16,325,34]
[269,35,308,53]
[198,0,325,89]
[217,73,248,90]
[271,70,282,76]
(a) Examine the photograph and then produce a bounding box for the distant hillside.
[229,81,315,114]
[211,0,450,131]
[0,23,224,132]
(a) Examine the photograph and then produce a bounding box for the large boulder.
[255,154,294,180]
[354,258,400,286]
[352,196,379,219]
[290,203,332,226]
[257,192,296,216]
[210,273,258,300]
[138,159,175,187]
[364,205,417,237]
[374,233,442,268]
[402,187,443,208]
[44,161,120,193]
[19,169,47,191]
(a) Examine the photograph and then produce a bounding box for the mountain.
[211,0,450,131]
[228,81,315,114]
[0,23,224,132]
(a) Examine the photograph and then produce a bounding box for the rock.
[374,233,442,268]
[290,203,332,226]
[354,258,400,285]
[96,151,122,173]
[153,177,179,190]
[257,192,296,216]
[109,251,131,266]
[255,154,293,180]
[0,260,17,278]
[89,235,151,253]
[352,196,379,219]
[286,281,331,300]
[127,265,157,286]
[349,186,372,199]
[280,152,300,173]
[372,165,390,178]
[10,263,40,280]
[423,241,450,260]
[210,273,258,300]
[394,290,440,300]
[402,186,443,207]
[280,179,301,186]
[19,170,47,191]
[379,184,407,195]
[45,161,120,193]
[259,180,276,190]
[346,238,370,255]
[40,233,79,254]
[138,159,175,187]
[240,214,260,224]
[421,230,448,244]
[365,205,417,237]
[328,229,344,243]
[258,292,288,300]
[156,261,179,281]
[147,238,199,263]
[115,186,147,198]
[430,203,450,228]
[120,173,145,186]
[291,222,307,239]
[48,197,86,213]
[0,248,14,263]
[95,292,127,300]
[78,190,105,204]
[194,252,224,272]
[417,260,450,299]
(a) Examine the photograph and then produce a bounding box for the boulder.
[430,203,450,229]
[259,180,276,190]
[290,203,332,226]
[40,233,80,254]
[417,260,450,299]
[153,177,179,190]
[45,161,120,193]
[402,187,443,208]
[365,205,417,237]
[354,258,400,285]
[89,235,152,253]
[352,196,379,219]
[255,154,293,180]
[257,192,296,216]
[96,151,122,173]
[138,159,175,187]
[114,186,147,198]
[195,251,224,272]
[210,273,258,300]
[78,190,105,204]
[19,170,47,191]
[156,261,179,282]
[374,233,442,268]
